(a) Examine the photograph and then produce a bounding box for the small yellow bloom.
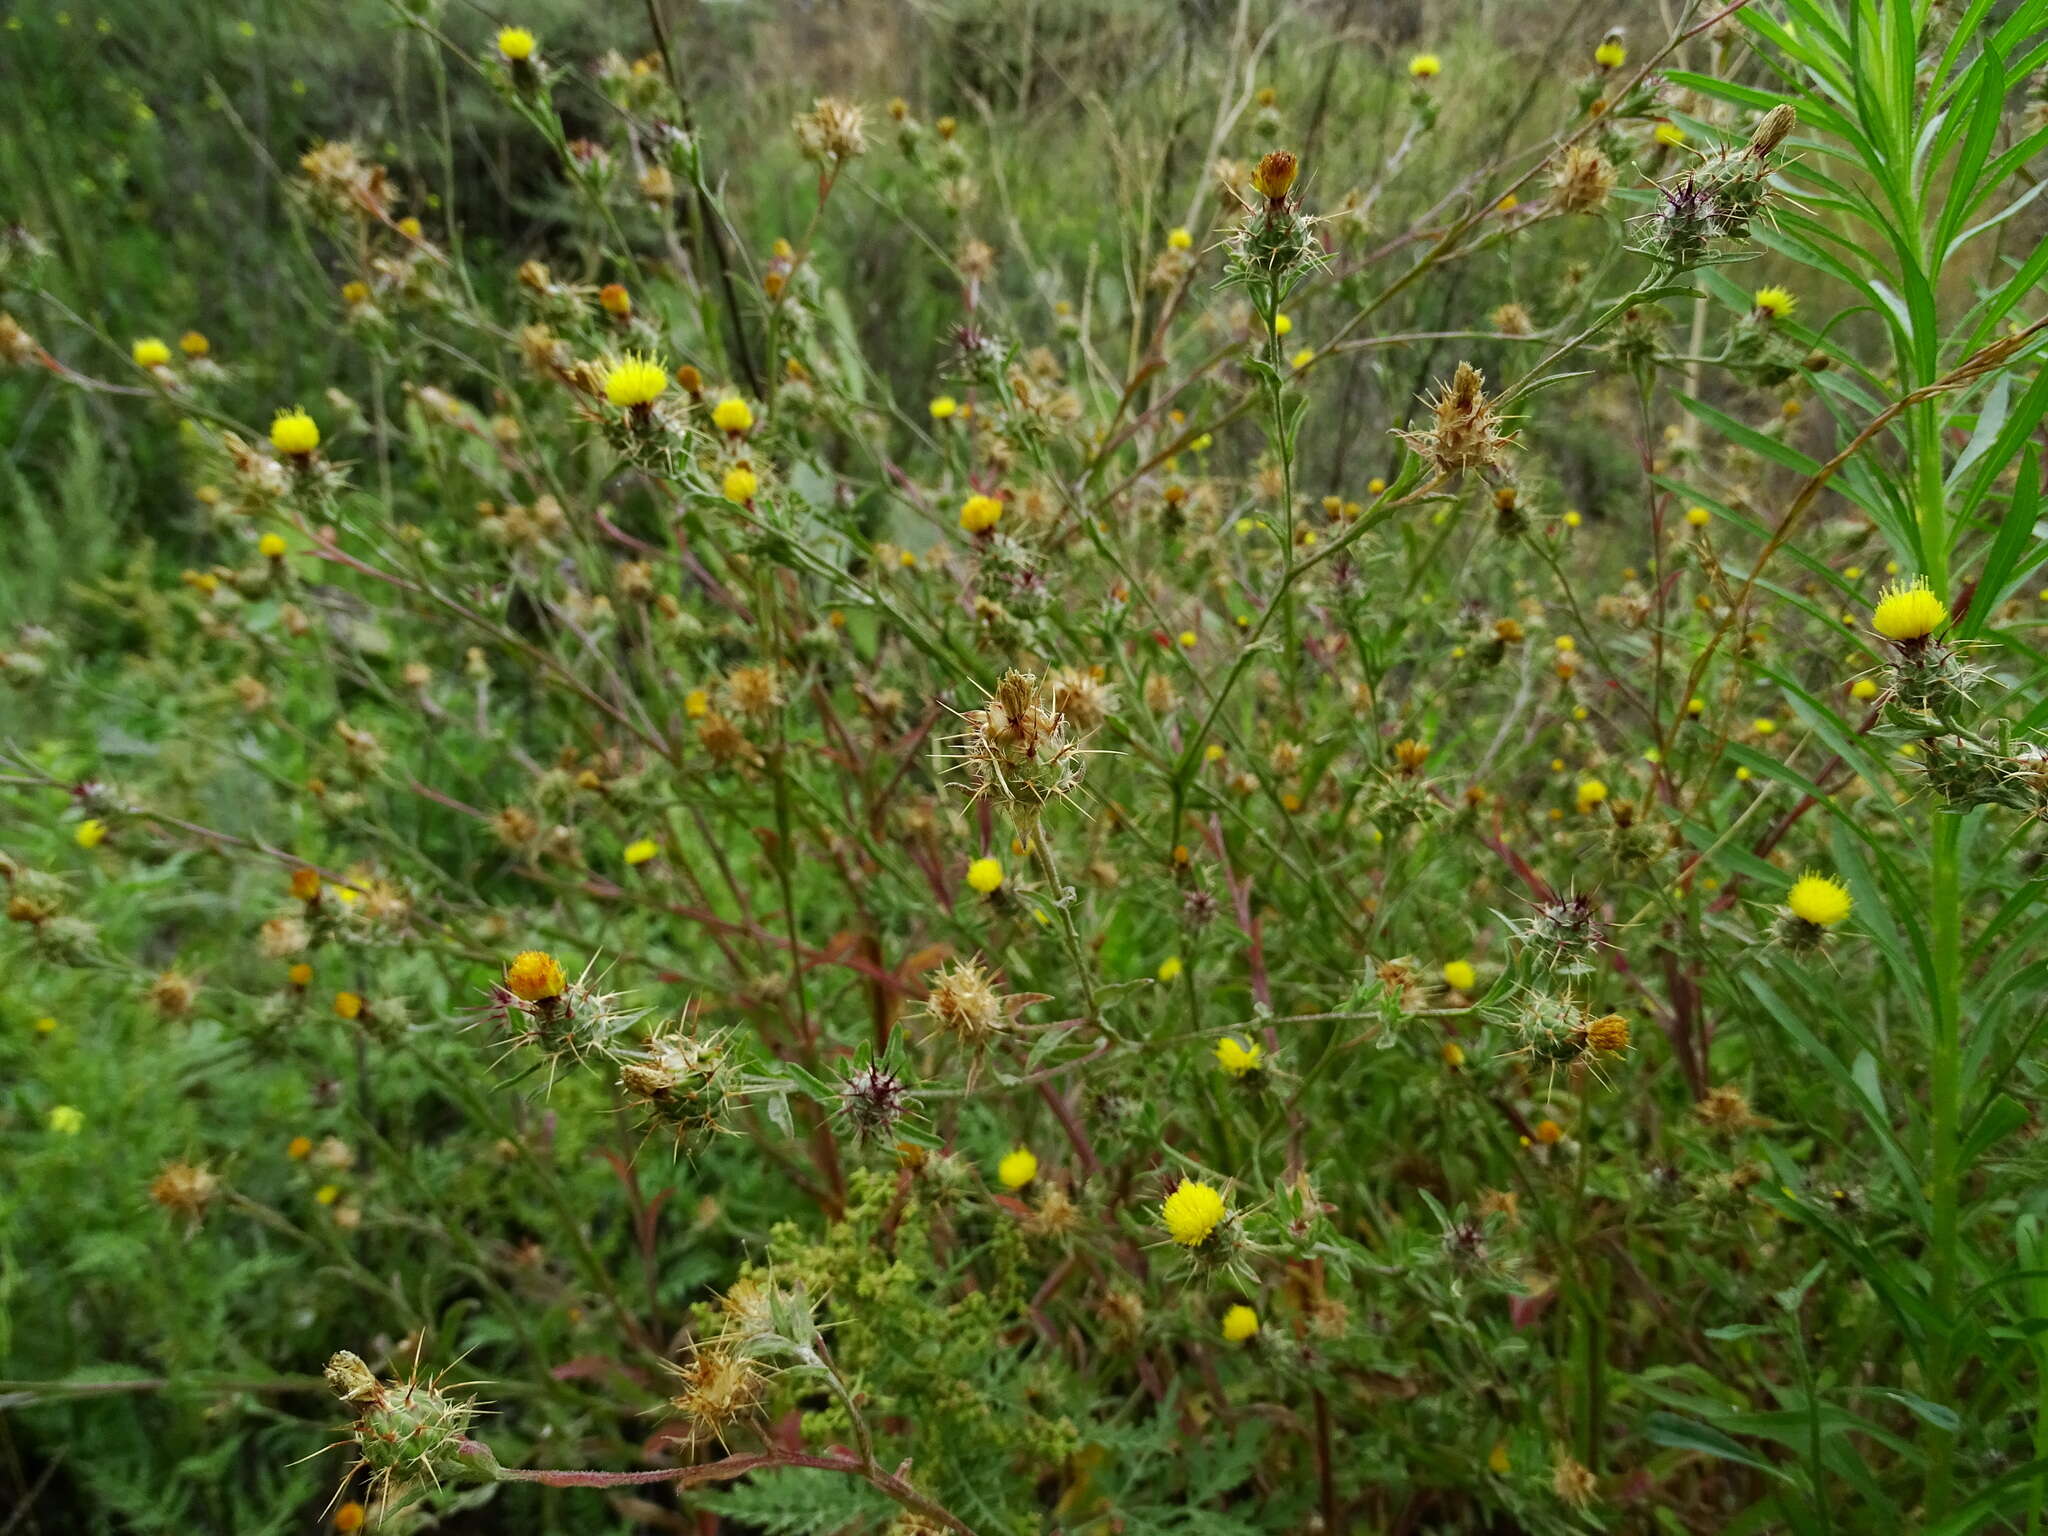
[397,217,423,241]
[1563,510,1582,529]
[49,1105,84,1134]
[1178,630,1198,649]
[1161,1178,1228,1246]
[1441,1040,1466,1068]
[1221,1304,1259,1343]
[685,688,711,718]
[1686,505,1711,526]
[131,337,171,368]
[1291,347,1315,370]
[496,26,536,61]
[598,282,631,316]
[1251,150,1299,201]
[605,355,669,408]
[1787,872,1851,928]
[624,838,659,866]
[1442,959,1477,992]
[505,949,567,1001]
[1156,955,1184,983]
[1203,743,1225,763]
[287,962,313,988]
[1753,717,1777,736]
[966,856,1004,894]
[1272,313,1293,337]
[179,330,210,357]
[1754,286,1796,320]
[929,395,958,420]
[1167,226,1193,250]
[1214,1035,1263,1076]
[259,532,288,559]
[34,1015,59,1034]
[288,1134,314,1160]
[1575,779,1608,814]
[722,466,759,503]
[270,407,320,456]
[959,493,1002,533]
[1408,52,1442,78]
[1594,39,1626,68]
[333,1502,367,1534]
[314,1183,341,1205]
[997,1146,1038,1189]
[711,396,755,434]
[74,818,107,849]
[1850,678,1878,701]
[333,991,363,1020]
[1489,1442,1512,1475]
[1654,122,1686,147]
[1872,578,1945,641]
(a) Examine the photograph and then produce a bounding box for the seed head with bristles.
[945,669,1087,825]
[1395,362,1517,480]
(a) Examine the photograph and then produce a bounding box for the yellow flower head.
[959,493,1002,533]
[997,1146,1038,1189]
[966,856,1004,894]
[75,818,107,849]
[1653,122,1686,147]
[684,688,711,718]
[1221,1304,1259,1343]
[598,282,631,316]
[929,394,958,420]
[131,337,171,368]
[496,26,536,61]
[1161,1178,1228,1246]
[1754,286,1796,320]
[1575,778,1609,813]
[270,407,320,456]
[1214,1035,1263,1077]
[1408,53,1442,79]
[505,949,567,1001]
[710,395,755,434]
[259,532,288,559]
[1872,578,1945,642]
[49,1105,84,1134]
[1787,871,1852,928]
[1167,225,1193,250]
[722,466,759,503]
[1251,150,1299,201]
[333,991,364,1020]
[1442,959,1477,992]
[604,354,669,408]
[179,330,210,357]
[623,838,659,866]
[1686,504,1711,526]
[1156,955,1184,983]
[1594,39,1626,69]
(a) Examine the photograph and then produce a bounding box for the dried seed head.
[921,958,1007,1047]
[1396,362,1516,480]
[948,670,1085,824]
[1550,145,1616,214]
[794,97,867,164]
[149,1160,221,1224]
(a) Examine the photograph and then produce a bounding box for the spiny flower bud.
[328,1352,478,1498]
[1747,103,1797,157]
[949,670,1085,825]
[620,1030,738,1150]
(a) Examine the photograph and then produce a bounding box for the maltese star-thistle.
[131,337,172,369]
[1871,578,1946,643]
[710,396,755,435]
[1397,362,1515,479]
[270,407,321,457]
[997,1146,1039,1189]
[604,353,669,409]
[1754,286,1796,320]
[1213,1035,1264,1077]
[496,26,536,62]
[1220,1303,1259,1342]
[1786,872,1852,929]
[1161,1177,1229,1247]
[504,949,567,1002]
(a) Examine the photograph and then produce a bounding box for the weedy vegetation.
[4,0,2048,1531]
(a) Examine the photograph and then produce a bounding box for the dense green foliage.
[5,1,2048,1533]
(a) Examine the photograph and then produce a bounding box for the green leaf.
[1643,1412,1787,1478]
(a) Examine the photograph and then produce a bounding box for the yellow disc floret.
[1754,286,1796,320]
[1213,1035,1263,1077]
[505,949,567,1001]
[604,354,669,408]
[131,337,172,368]
[1594,39,1626,68]
[1408,53,1442,79]
[1221,1304,1259,1342]
[496,26,536,61]
[1161,1177,1228,1247]
[270,407,321,456]
[1786,872,1852,928]
[1871,578,1945,642]
[722,466,759,503]
[959,493,1002,533]
[966,857,1004,894]
[710,396,755,434]
[997,1146,1038,1189]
